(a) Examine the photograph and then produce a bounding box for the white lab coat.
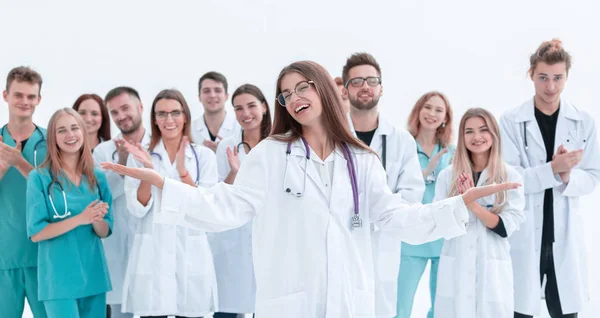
[208,130,256,313]
[122,140,219,316]
[153,138,469,318]
[191,112,241,146]
[92,130,151,306]
[433,165,525,318]
[499,98,600,315]
[348,114,425,317]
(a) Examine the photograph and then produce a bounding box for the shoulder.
[504,164,523,182]
[28,167,50,183]
[438,164,453,181]
[93,167,108,181]
[192,143,217,160]
[94,139,116,154]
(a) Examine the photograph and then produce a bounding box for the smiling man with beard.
[343,53,425,318]
[93,86,151,318]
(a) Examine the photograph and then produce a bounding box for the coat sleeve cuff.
[431,196,468,239]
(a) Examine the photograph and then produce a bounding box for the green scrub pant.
[0,267,47,318]
[44,293,106,318]
[395,256,439,318]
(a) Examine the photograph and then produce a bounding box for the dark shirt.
[355,129,377,146]
[535,106,560,244]
[473,171,508,238]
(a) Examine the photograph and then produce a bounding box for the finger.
[86,200,100,209]
[233,145,238,156]
[0,136,3,143]
[226,147,233,158]
[216,135,223,141]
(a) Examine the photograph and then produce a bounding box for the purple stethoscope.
[284,137,362,229]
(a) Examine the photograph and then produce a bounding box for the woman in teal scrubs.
[396,92,455,318]
[26,108,113,318]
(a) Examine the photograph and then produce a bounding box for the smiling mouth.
[295,104,309,114]
[243,118,254,123]
[65,140,78,145]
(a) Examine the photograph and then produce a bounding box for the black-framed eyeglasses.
[155,110,184,120]
[277,81,314,107]
[345,77,382,88]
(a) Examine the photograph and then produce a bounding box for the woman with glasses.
[210,84,272,318]
[101,61,520,318]
[433,108,525,318]
[119,89,219,318]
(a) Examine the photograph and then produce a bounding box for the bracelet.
[179,171,189,179]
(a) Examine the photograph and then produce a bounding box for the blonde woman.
[26,108,113,317]
[433,108,525,318]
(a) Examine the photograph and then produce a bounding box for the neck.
[122,127,146,144]
[471,152,489,172]
[350,107,379,132]
[163,135,182,160]
[244,127,262,148]
[204,110,226,134]
[302,122,333,161]
[534,95,560,115]
[416,128,437,147]
[61,152,79,174]
[7,116,35,141]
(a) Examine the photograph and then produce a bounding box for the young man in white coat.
[499,39,600,318]
[192,71,240,152]
[343,52,425,318]
[93,87,151,318]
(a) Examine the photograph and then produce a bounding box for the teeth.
[65,140,77,145]
[243,118,254,123]
[295,104,309,113]
[165,126,177,130]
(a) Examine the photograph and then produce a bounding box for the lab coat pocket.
[483,259,513,301]
[561,130,585,152]
[436,255,455,297]
[255,291,307,318]
[353,287,376,316]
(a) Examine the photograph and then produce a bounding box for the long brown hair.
[41,108,97,190]
[231,84,272,141]
[271,60,372,153]
[449,108,506,213]
[407,91,453,147]
[72,93,111,142]
[148,89,193,151]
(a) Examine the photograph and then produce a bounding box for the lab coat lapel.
[289,140,328,201]
[329,148,351,211]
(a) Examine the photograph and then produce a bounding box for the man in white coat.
[499,39,600,317]
[343,52,425,318]
[192,71,240,152]
[93,86,150,318]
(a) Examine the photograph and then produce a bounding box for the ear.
[341,87,349,100]
[261,102,268,114]
[2,90,7,103]
[224,93,230,101]
[379,85,384,96]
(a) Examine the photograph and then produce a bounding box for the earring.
[441,122,446,128]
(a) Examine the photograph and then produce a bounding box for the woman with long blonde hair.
[433,108,525,318]
[26,108,113,317]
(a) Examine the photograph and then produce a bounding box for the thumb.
[0,136,3,143]
[226,147,233,158]
[86,199,99,209]
[233,145,238,156]
[15,141,22,151]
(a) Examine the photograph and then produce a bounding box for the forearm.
[92,220,110,238]
[31,217,81,242]
[15,158,34,178]
[223,170,238,185]
[179,171,197,187]
[467,202,499,228]
[137,181,152,205]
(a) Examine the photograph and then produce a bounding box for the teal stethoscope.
[283,138,362,228]
[0,124,46,167]
[48,179,103,219]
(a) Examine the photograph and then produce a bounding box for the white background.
[1,0,599,317]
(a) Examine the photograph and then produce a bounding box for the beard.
[349,93,380,111]
[119,117,142,134]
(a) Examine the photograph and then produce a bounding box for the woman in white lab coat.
[499,39,600,317]
[121,89,219,317]
[102,61,520,318]
[211,84,272,317]
[433,108,525,318]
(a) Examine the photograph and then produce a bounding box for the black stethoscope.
[237,130,252,153]
[0,124,46,167]
[48,180,103,219]
[283,137,362,229]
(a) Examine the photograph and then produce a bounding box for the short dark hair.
[104,86,141,104]
[198,71,228,94]
[5,66,43,94]
[341,52,382,86]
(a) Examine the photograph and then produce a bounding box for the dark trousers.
[514,244,577,318]
[141,316,202,318]
[213,314,255,318]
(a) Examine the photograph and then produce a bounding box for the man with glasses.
[342,53,424,318]
[93,87,150,318]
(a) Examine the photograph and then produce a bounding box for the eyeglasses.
[155,110,184,120]
[277,81,314,107]
[345,77,382,88]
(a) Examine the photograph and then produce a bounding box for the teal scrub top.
[26,167,113,301]
[401,142,455,258]
[0,125,47,270]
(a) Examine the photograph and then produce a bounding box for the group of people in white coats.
[0,37,598,318]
